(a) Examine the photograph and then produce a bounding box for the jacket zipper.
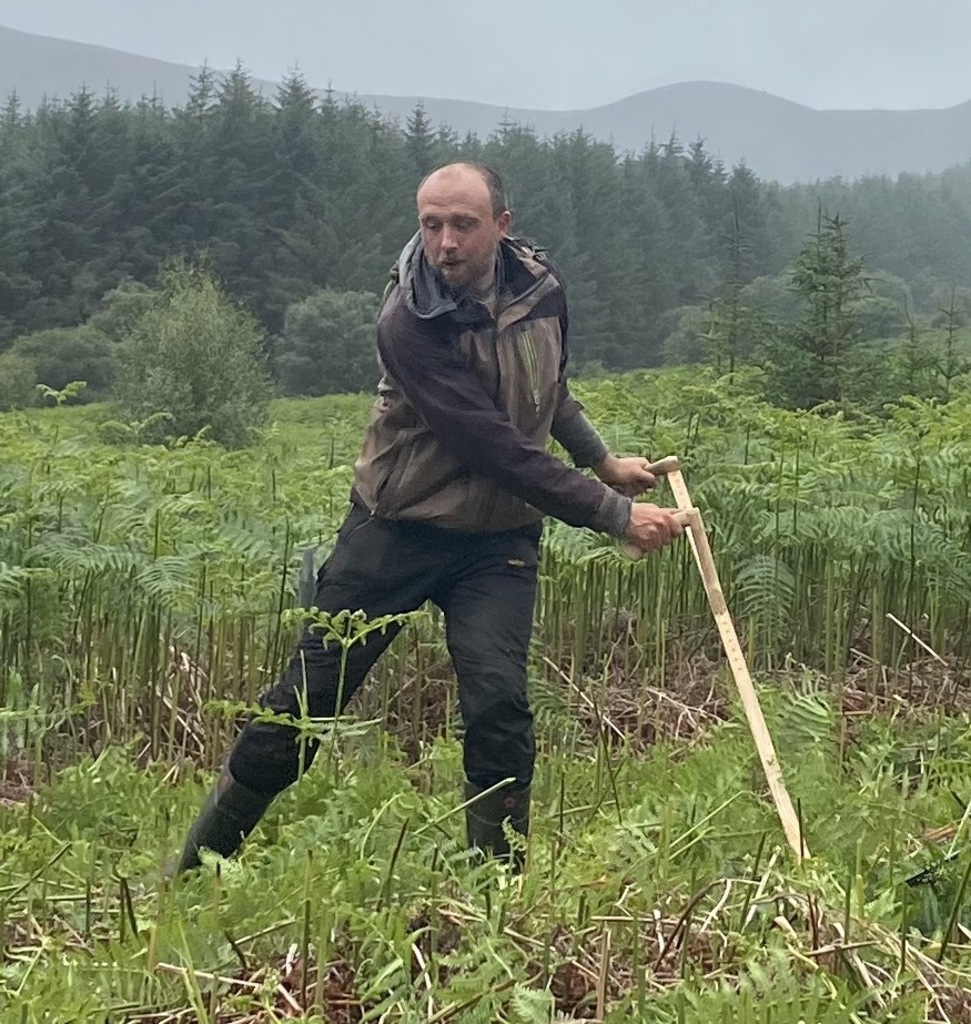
[502,269,556,415]
[522,329,541,413]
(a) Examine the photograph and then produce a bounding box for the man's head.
[416,163,511,295]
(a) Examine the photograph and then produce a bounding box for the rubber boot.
[173,766,276,875]
[464,782,530,871]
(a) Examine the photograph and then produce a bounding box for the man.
[173,162,682,874]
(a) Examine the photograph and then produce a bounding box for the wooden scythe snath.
[624,455,809,861]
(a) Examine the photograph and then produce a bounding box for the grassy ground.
[4,668,971,1022]
[3,376,971,1021]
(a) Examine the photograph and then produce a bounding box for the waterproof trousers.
[228,503,540,801]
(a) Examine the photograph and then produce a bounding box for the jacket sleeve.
[552,398,610,468]
[376,308,631,536]
[546,288,611,468]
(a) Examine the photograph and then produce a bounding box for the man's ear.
[497,210,512,238]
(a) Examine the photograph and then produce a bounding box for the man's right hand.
[623,503,684,554]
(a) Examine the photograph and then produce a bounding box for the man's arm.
[544,281,613,471]
[520,254,681,550]
[376,309,632,536]
[552,388,663,495]
[551,386,610,468]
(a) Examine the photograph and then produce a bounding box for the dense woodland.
[2,64,971,416]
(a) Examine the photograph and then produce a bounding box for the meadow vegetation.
[3,371,971,1021]
[5,49,971,1024]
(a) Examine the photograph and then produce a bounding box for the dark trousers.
[228,503,540,798]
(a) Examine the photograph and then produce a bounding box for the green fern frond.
[133,555,201,609]
[29,533,142,577]
[771,676,837,755]
[734,554,795,633]
[0,562,51,606]
[510,984,555,1024]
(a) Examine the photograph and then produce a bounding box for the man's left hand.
[594,455,658,498]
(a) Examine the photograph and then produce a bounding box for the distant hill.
[3,23,971,184]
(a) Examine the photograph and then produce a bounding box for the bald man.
[173,163,681,875]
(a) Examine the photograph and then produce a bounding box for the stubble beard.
[437,252,496,299]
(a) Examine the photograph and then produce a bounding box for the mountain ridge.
[3,23,971,184]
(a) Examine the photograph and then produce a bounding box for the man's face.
[417,167,511,293]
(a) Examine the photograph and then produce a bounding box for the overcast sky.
[1,0,970,111]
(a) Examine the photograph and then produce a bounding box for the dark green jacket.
[351,234,631,536]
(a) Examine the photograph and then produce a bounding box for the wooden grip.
[621,507,697,560]
[645,455,680,477]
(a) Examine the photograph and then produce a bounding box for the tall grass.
[2,370,971,1020]
[3,372,969,771]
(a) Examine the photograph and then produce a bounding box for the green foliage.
[1,705,967,1021]
[661,304,709,364]
[928,283,971,328]
[855,291,905,340]
[275,287,381,396]
[112,260,272,448]
[3,73,971,380]
[739,273,803,324]
[0,350,36,410]
[7,325,115,401]
[761,212,869,408]
[931,287,971,401]
[86,279,160,343]
[510,984,557,1022]
[2,376,971,1020]
[699,295,776,374]
[665,219,967,412]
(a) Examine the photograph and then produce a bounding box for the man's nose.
[441,226,458,250]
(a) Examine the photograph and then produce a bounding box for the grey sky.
[1,0,970,111]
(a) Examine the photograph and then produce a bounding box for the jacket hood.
[395,233,544,323]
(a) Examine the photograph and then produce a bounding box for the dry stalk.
[154,961,304,1016]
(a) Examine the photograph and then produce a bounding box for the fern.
[133,554,201,610]
[0,562,48,608]
[734,554,796,638]
[28,532,142,576]
[510,985,555,1024]
[774,678,837,754]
